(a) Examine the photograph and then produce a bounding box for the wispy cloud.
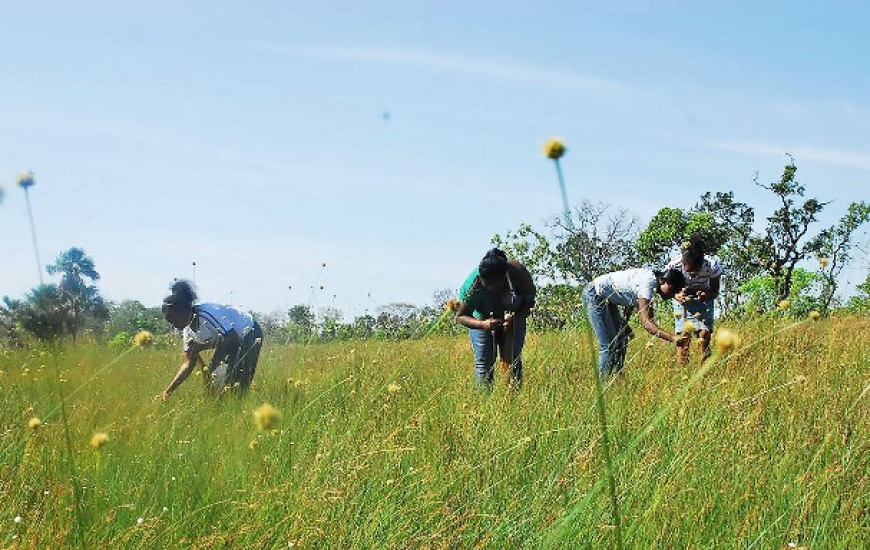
[705,140,870,172]
[255,43,627,93]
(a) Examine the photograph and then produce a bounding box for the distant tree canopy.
[2,247,109,343]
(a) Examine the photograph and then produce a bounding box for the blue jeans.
[673,298,715,334]
[582,283,632,377]
[468,315,527,390]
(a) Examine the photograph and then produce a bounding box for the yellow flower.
[387,382,401,395]
[714,328,740,354]
[682,320,696,335]
[446,298,461,312]
[673,311,682,319]
[253,404,282,432]
[542,139,566,160]
[90,432,109,450]
[249,439,259,450]
[819,256,829,268]
[778,300,790,311]
[132,330,154,348]
[28,417,42,430]
[808,310,821,321]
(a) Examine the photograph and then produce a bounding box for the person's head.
[477,248,509,292]
[681,234,707,272]
[161,280,197,329]
[655,268,685,299]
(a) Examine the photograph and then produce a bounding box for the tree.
[492,201,639,330]
[46,247,108,340]
[106,300,163,338]
[287,304,315,342]
[751,160,827,303]
[637,159,868,315]
[7,285,69,341]
[809,202,870,311]
[845,271,870,315]
[551,200,640,284]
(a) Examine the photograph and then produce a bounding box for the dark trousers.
[211,322,263,392]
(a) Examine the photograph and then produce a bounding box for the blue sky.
[1,1,867,319]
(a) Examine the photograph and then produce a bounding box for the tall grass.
[1,317,868,548]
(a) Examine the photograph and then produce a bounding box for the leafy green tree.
[46,247,108,340]
[635,208,721,268]
[845,271,870,315]
[737,268,820,317]
[287,304,315,342]
[106,300,163,338]
[8,284,69,341]
[638,159,868,315]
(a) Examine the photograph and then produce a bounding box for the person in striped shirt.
[159,280,263,400]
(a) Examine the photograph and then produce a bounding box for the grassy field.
[1,317,869,548]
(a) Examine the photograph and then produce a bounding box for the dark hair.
[654,268,686,291]
[162,279,197,313]
[682,234,706,268]
[478,248,508,281]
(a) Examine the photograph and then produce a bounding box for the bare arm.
[637,298,683,344]
[161,344,205,400]
[696,276,720,302]
[455,302,502,331]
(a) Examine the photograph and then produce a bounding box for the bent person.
[455,248,536,389]
[668,234,723,364]
[160,280,263,400]
[582,268,687,378]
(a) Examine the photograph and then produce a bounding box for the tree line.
[2,160,868,347]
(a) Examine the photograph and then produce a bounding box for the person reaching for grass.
[582,268,687,378]
[668,234,723,364]
[159,280,262,400]
[455,248,536,390]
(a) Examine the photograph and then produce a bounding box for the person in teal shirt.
[455,248,536,389]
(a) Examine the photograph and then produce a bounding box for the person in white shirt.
[667,235,723,364]
[582,268,687,377]
[159,280,262,400]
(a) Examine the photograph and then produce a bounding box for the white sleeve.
[638,275,656,301]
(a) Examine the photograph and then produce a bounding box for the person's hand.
[674,290,688,304]
[481,318,503,331]
[695,290,708,302]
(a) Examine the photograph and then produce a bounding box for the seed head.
[714,328,740,354]
[253,403,282,432]
[542,139,566,160]
[132,330,154,348]
[90,432,109,450]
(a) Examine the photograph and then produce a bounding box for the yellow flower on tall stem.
[542,139,566,160]
[17,171,43,285]
[778,300,790,311]
[542,138,574,232]
[28,417,42,430]
[809,310,821,321]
